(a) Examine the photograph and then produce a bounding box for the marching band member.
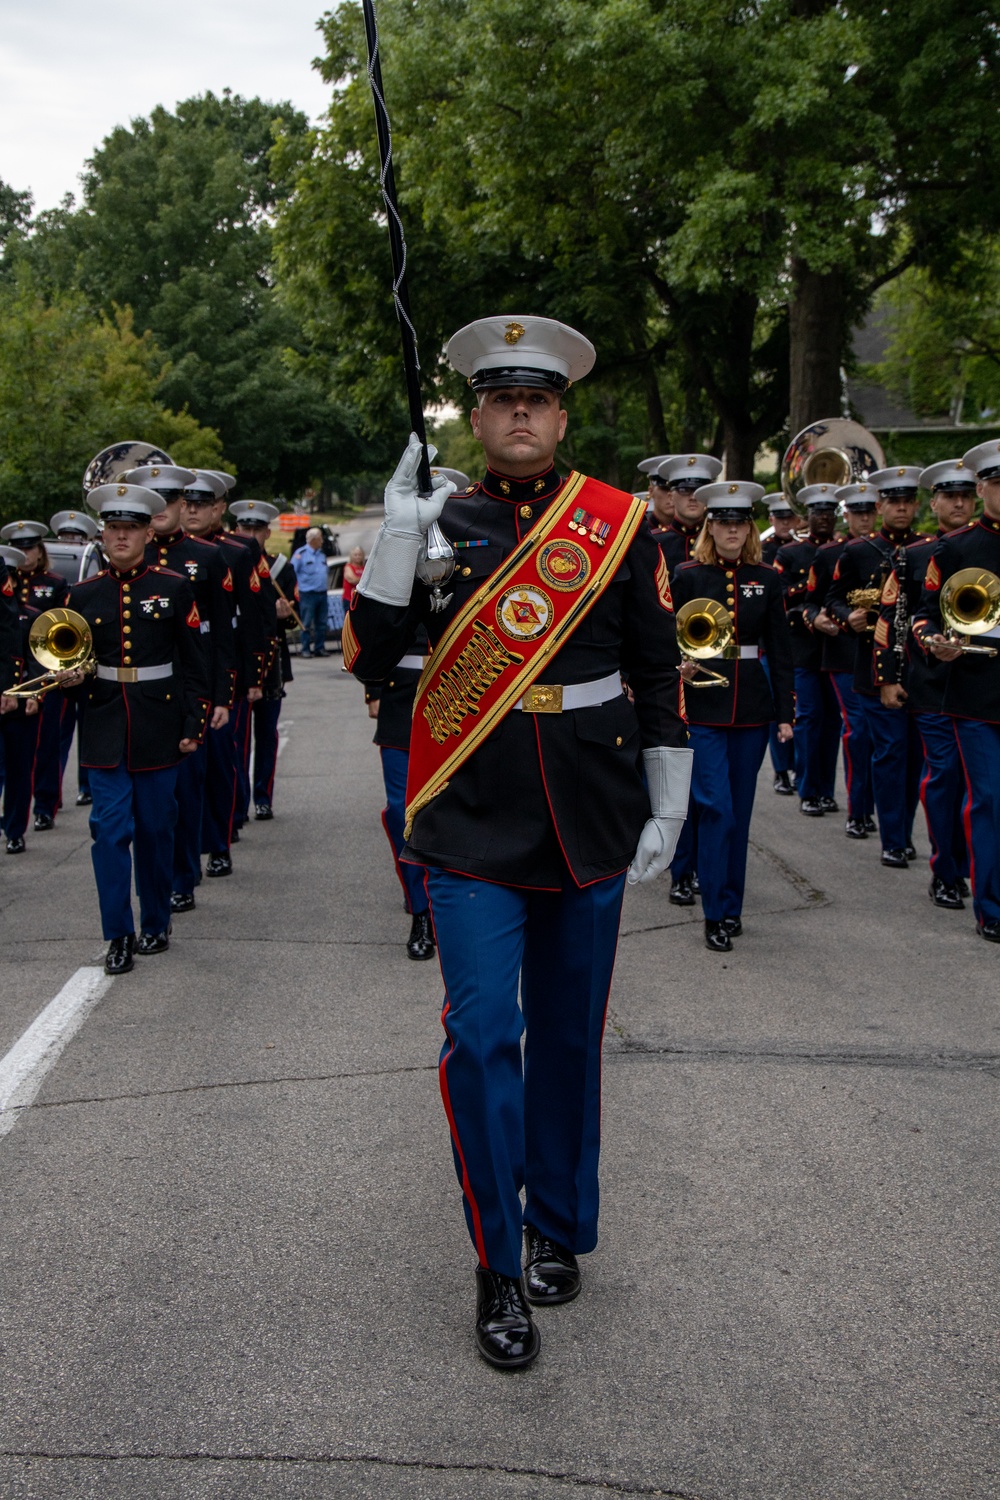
[344,315,691,1369]
[51,509,102,807]
[638,453,674,529]
[672,483,794,953]
[63,484,211,974]
[913,440,1000,942]
[0,545,41,855]
[229,500,287,823]
[773,486,841,817]
[873,461,976,909]
[761,492,799,795]
[826,468,924,868]
[650,454,722,578]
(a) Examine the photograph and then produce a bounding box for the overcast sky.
[1,0,335,212]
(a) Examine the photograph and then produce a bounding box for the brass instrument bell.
[8,608,96,699]
[940,568,1000,656]
[675,597,735,687]
[780,418,886,502]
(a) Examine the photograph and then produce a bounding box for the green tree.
[0,278,222,525]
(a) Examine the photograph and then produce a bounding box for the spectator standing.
[342,547,365,611]
[292,528,330,657]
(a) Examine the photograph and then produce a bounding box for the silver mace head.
[416,520,455,612]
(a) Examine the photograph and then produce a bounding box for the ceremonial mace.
[361,0,454,610]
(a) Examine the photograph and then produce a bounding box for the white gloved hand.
[358,435,457,607]
[627,745,694,885]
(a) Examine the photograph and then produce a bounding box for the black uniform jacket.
[826,527,919,696]
[68,563,212,771]
[773,537,823,670]
[872,531,950,713]
[0,559,19,694]
[16,566,70,613]
[205,530,268,696]
[651,518,702,579]
[347,465,687,890]
[804,539,855,674]
[262,550,295,697]
[671,559,794,727]
[3,601,41,712]
[364,626,431,751]
[913,516,1000,724]
[146,530,238,709]
[761,534,788,566]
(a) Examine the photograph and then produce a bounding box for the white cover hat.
[230,499,279,526]
[920,459,978,492]
[869,465,923,495]
[447,315,596,391]
[695,480,764,515]
[961,438,1000,480]
[88,483,166,522]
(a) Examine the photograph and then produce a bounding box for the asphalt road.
[0,660,997,1500]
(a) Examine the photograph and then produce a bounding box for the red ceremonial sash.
[404,472,647,835]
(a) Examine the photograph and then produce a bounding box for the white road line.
[277,718,293,759]
[0,967,113,1140]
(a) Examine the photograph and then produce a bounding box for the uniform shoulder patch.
[341,612,360,670]
[1,577,12,597]
[257,555,270,577]
[654,550,674,613]
[186,601,201,628]
[222,568,233,593]
[832,558,842,581]
[249,568,261,592]
[925,557,941,591]
[806,566,817,593]
[881,571,899,606]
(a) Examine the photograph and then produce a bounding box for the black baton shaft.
[361,0,433,496]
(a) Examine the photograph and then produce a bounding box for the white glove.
[358,434,456,607]
[627,745,693,885]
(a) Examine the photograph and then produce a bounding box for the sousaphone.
[780,418,885,502]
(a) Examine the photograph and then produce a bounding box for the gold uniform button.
[519,506,532,519]
[123,625,131,634]
[123,656,132,665]
[122,610,130,619]
[616,735,623,747]
[461,566,472,577]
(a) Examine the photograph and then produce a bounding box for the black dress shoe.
[862,815,877,833]
[929,877,964,910]
[231,827,240,843]
[6,836,25,854]
[105,935,135,975]
[170,891,196,914]
[844,818,868,839]
[958,878,971,897]
[135,928,171,955]
[523,1224,581,1305]
[254,802,273,820]
[720,916,743,937]
[704,920,732,953]
[76,790,92,806]
[669,874,696,906]
[33,812,54,831]
[474,1268,540,1369]
[881,848,909,868]
[800,798,824,817]
[690,871,700,894]
[819,796,839,813]
[905,843,917,861]
[406,911,436,960]
[773,771,794,795]
[977,920,1000,944]
[206,853,232,877]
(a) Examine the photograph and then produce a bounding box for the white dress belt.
[396,653,428,671]
[737,645,759,659]
[512,672,623,713]
[96,663,173,683]
[979,623,1000,640]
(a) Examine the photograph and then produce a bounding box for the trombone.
[676,598,736,687]
[7,608,97,700]
[940,568,1000,656]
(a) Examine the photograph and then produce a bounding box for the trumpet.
[675,598,736,688]
[7,609,97,699]
[940,568,1000,656]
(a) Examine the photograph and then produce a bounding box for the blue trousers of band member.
[857,696,922,852]
[299,590,328,654]
[232,697,253,825]
[252,698,282,806]
[202,715,237,856]
[762,656,794,775]
[669,792,698,881]
[58,694,90,796]
[380,747,428,915]
[0,713,41,840]
[690,723,770,923]
[954,719,1000,927]
[88,762,179,939]
[173,736,208,896]
[793,668,840,801]
[830,672,874,822]
[426,866,627,1280]
[915,712,968,890]
[32,688,65,818]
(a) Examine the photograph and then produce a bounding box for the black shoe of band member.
[33,813,54,832]
[844,819,868,839]
[881,848,909,869]
[977,920,1000,943]
[76,791,92,806]
[720,916,743,938]
[800,798,824,817]
[474,1267,540,1369]
[862,815,877,834]
[690,871,701,894]
[905,843,917,861]
[136,928,171,956]
[929,877,964,910]
[406,911,436,960]
[773,771,794,796]
[704,920,732,953]
[206,853,233,877]
[958,878,971,897]
[523,1224,581,1306]
[170,891,195,914]
[105,935,135,975]
[6,836,26,854]
[819,796,839,813]
[254,803,273,821]
[669,874,696,906]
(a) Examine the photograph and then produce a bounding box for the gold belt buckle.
[118,667,139,683]
[521,683,563,713]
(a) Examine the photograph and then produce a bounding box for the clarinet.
[893,542,909,670]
